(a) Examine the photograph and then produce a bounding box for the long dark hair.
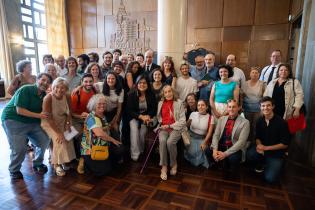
[102,71,123,96]
[126,61,140,73]
[134,74,152,96]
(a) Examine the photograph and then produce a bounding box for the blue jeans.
[2,119,50,173]
[246,145,284,183]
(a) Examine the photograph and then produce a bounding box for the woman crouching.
[41,77,76,176]
[81,94,123,176]
[157,85,186,180]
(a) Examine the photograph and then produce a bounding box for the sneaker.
[10,171,23,180]
[255,165,264,173]
[33,164,48,174]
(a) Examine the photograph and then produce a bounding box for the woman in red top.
[156,85,186,180]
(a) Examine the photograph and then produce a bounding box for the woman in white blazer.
[264,63,304,120]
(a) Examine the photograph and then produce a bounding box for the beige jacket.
[211,115,250,157]
[264,78,304,120]
[157,99,186,131]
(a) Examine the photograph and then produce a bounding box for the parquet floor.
[0,101,315,210]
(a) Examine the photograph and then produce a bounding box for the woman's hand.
[80,112,89,119]
[65,121,71,132]
[56,132,66,144]
[160,125,169,130]
[214,111,221,119]
[293,108,300,118]
[200,141,208,151]
[111,139,122,146]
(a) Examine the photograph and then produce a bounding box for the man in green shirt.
[1,73,53,180]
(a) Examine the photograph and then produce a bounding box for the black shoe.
[10,171,24,180]
[33,164,48,174]
[255,165,264,173]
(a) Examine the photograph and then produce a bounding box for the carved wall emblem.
[110,0,153,54]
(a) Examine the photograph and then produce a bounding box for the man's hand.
[216,151,226,161]
[256,144,265,154]
[39,112,49,119]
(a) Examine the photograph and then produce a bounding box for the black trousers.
[84,144,125,176]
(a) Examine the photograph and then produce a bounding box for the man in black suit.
[144,50,160,80]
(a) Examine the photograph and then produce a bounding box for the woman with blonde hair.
[241,67,266,143]
[41,77,76,176]
[157,85,186,180]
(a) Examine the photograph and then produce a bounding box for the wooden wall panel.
[67,0,82,49]
[195,28,222,43]
[249,40,289,69]
[252,24,289,40]
[255,0,290,25]
[223,26,252,41]
[223,0,255,26]
[221,41,250,73]
[187,0,223,28]
[81,0,97,49]
[291,0,304,20]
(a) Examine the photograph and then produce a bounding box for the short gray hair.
[87,94,106,112]
[16,60,31,73]
[51,77,69,91]
[44,63,56,73]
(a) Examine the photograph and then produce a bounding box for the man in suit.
[259,50,282,84]
[144,50,160,77]
[205,99,250,172]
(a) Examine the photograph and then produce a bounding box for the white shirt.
[55,64,68,77]
[189,112,211,135]
[259,63,280,84]
[230,67,246,88]
[105,89,124,112]
[176,76,198,101]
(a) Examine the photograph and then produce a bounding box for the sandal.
[160,170,167,181]
[170,165,177,176]
[55,165,66,177]
[160,168,167,181]
[77,158,84,174]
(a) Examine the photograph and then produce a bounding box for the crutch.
[140,128,160,174]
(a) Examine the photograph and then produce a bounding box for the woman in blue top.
[210,64,239,123]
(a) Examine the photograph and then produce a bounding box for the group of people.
[2,48,304,184]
